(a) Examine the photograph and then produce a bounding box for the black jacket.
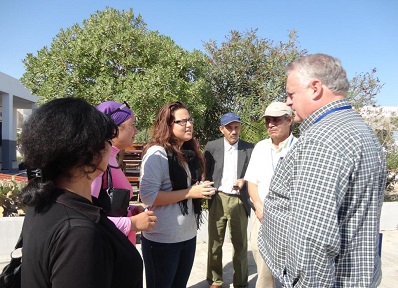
[204,138,254,216]
[21,190,143,288]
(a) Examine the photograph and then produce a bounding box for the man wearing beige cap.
[244,102,297,288]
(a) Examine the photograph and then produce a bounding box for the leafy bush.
[0,177,27,217]
[385,145,398,201]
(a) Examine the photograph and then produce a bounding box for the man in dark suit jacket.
[204,112,254,288]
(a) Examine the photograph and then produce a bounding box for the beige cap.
[262,102,293,117]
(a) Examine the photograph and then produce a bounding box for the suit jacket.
[204,138,254,216]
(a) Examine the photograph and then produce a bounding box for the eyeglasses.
[106,139,113,146]
[174,118,194,126]
[108,101,130,116]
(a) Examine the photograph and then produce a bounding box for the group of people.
[204,100,297,288]
[18,53,386,288]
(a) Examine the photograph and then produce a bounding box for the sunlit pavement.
[1,231,396,287]
[182,230,398,288]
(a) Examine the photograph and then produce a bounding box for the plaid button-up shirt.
[259,99,386,287]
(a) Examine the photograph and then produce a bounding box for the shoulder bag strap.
[14,234,23,250]
[106,165,113,190]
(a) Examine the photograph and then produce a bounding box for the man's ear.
[288,115,294,125]
[309,79,323,100]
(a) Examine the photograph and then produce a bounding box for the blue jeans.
[141,236,196,288]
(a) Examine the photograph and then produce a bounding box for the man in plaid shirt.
[258,54,386,287]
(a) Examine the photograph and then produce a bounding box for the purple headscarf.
[96,101,133,126]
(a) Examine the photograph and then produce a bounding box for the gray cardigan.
[140,145,197,243]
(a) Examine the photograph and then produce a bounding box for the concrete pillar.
[1,93,17,171]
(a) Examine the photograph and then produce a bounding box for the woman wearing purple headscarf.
[91,101,157,245]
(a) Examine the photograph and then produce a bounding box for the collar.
[223,138,239,151]
[280,134,294,148]
[300,99,351,134]
[109,145,121,167]
[268,134,294,151]
[55,189,102,223]
[111,145,121,155]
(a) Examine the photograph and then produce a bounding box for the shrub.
[0,177,27,217]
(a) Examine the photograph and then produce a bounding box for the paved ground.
[183,230,398,288]
[1,231,397,287]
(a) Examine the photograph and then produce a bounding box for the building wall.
[0,72,37,171]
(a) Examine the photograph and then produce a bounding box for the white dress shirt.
[218,139,239,194]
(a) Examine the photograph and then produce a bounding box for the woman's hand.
[130,205,145,216]
[130,210,157,232]
[151,181,216,206]
[187,181,216,199]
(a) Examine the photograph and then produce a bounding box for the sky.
[1,0,397,106]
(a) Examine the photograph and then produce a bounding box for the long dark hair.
[20,97,117,211]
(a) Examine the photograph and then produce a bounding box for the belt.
[218,191,240,197]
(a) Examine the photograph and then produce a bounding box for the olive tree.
[348,69,398,199]
[21,8,214,143]
[347,68,384,110]
[204,31,396,197]
[203,29,304,143]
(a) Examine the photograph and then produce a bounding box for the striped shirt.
[258,99,386,287]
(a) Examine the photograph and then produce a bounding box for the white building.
[0,72,37,171]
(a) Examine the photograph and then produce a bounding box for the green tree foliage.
[349,70,398,199]
[20,7,396,186]
[204,29,396,197]
[347,68,384,110]
[360,106,398,200]
[203,30,304,143]
[385,146,398,201]
[21,8,213,143]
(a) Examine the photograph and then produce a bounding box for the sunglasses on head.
[108,101,130,116]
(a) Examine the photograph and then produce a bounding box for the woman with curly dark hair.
[19,97,143,288]
[140,101,215,288]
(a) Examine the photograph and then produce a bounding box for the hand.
[188,181,216,199]
[253,201,264,221]
[232,179,245,191]
[130,210,157,232]
[129,205,145,216]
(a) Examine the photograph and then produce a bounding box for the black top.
[21,189,143,288]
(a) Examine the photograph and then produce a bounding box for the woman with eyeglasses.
[92,101,157,245]
[20,98,143,287]
[140,101,215,288]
